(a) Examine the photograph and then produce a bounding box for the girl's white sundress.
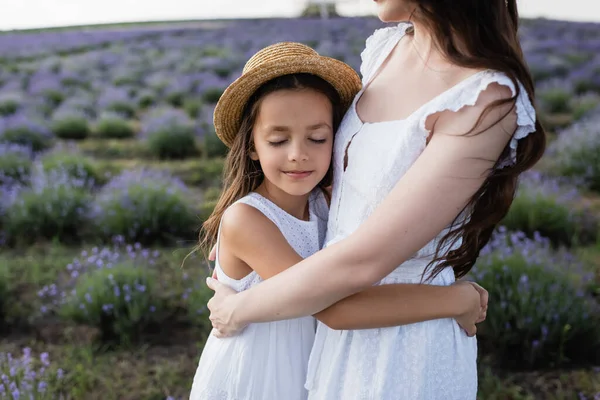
[304,23,537,400]
[190,190,329,400]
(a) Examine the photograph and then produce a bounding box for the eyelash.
[268,139,327,147]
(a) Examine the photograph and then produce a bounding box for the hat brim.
[213,56,362,147]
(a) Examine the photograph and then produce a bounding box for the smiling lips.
[283,170,313,179]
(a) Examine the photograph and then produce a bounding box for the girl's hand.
[206,278,247,338]
[452,281,488,337]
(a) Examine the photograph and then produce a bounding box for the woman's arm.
[219,203,486,333]
[207,83,515,336]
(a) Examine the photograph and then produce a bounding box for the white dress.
[190,190,329,400]
[304,23,537,400]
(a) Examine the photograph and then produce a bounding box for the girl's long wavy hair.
[196,73,344,257]
[408,0,547,280]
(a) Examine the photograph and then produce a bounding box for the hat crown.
[243,42,318,74]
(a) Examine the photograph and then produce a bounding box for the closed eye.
[310,139,327,144]
[268,140,287,147]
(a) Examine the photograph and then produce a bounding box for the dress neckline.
[354,23,490,126]
[353,69,490,126]
[248,192,318,224]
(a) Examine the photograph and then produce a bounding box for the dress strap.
[236,192,287,232]
[213,192,283,289]
[360,22,412,86]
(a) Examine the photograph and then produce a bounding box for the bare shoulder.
[219,202,285,255]
[221,202,277,239]
[218,201,302,280]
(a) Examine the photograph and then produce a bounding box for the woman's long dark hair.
[408,0,547,280]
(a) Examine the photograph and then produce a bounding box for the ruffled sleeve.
[359,22,411,85]
[416,70,537,168]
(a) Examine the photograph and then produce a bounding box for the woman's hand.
[452,281,488,337]
[209,244,217,261]
[206,277,248,338]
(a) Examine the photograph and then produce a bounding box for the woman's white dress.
[190,190,329,400]
[304,22,537,400]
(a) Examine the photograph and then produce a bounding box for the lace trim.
[417,70,536,168]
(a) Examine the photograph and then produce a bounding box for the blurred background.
[0,1,599,399]
[1,0,600,29]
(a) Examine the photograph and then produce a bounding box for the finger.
[212,329,222,338]
[206,277,219,291]
[212,269,218,280]
[209,245,217,261]
[476,311,487,323]
[466,325,477,337]
[469,282,486,296]
[480,290,489,309]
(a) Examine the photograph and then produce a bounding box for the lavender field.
[0,17,599,399]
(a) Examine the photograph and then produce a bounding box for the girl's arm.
[218,202,486,333]
[314,281,487,332]
[207,83,514,336]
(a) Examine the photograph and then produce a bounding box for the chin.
[377,12,398,23]
[377,11,410,23]
[374,2,413,23]
[282,185,315,197]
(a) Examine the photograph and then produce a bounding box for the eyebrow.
[262,122,332,133]
[307,122,331,130]
[266,126,291,132]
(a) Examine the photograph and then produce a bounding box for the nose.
[288,141,309,162]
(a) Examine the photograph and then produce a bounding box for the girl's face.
[251,88,334,198]
[373,0,416,22]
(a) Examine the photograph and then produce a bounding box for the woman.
[206,0,546,398]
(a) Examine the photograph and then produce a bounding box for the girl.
[190,42,488,400]
[206,1,547,399]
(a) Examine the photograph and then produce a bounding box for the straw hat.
[213,42,362,147]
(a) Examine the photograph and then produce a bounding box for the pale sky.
[0,0,599,31]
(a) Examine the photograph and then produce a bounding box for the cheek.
[256,148,283,172]
[317,142,334,167]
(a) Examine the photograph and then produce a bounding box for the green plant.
[201,87,225,104]
[203,187,222,202]
[539,87,572,114]
[60,262,164,345]
[4,184,92,245]
[473,229,600,368]
[95,113,135,139]
[0,118,53,152]
[0,260,9,329]
[40,151,101,187]
[548,117,600,192]
[183,97,204,118]
[50,113,91,140]
[92,169,199,245]
[0,93,22,116]
[203,129,228,158]
[143,109,200,160]
[502,173,597,246]
[0,145,31,185]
